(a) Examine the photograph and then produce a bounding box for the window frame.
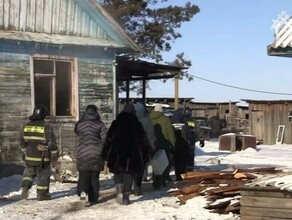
[30,54,79,122]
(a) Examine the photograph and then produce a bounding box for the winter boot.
[37,193,51,201]
[80,191,87,201]
[133,184,142,196]
[21,187,29,200]
[122,192,131,205]
[116,184,124,205]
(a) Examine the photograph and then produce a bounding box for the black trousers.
[77,171,100,203]
[22,164,50,195]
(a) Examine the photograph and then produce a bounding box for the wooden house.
[242,99,292,145]
[0,0,140,162]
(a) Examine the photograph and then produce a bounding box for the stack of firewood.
[169,167,281,214]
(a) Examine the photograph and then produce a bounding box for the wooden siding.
[240,186,292,220]
[0,53,115,162]
[0,52,31,161]
[0,0,107,39]
[78,58,114,126]
[249,102,292,145]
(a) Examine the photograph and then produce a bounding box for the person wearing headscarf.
[74,105,108,206]
[134,102,156,195]
[101,103,148,205]
[149,103,176,189]
[19,104,59,201]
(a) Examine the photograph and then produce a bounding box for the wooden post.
[174,72,179,110]
[142,77,146,104]
[126,79,130,102]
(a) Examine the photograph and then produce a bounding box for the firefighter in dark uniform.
[184,107,205,171]
[19,104,59,201]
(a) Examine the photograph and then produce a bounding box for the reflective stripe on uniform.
[25,156,50,162]
[23,125,46,142]
[23,136,46,141]
[187,121,195,127]
[37,185,49,190]
[24,126,45,133]
[23,176,33,182]
[51,150,58,155]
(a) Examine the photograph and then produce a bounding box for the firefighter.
[184,107,205,171]
[19,104,59,201]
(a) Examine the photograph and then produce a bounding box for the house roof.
[268,17,292,57]
[189,101,239,105]
[0,0,140,53]
[242,99,292,104]
[119,97,194,103]
[116,56,187,81]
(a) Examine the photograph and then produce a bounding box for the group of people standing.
[19,102,198,206]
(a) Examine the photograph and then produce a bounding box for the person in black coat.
[101,103,149,205]
[74,105,108,206]
[171,109,193,181]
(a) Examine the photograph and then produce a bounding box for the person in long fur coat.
[101,103,150,205]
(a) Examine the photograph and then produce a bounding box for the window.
[32,56,78,118]
[289,111,292,122]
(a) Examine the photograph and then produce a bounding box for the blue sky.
[144,0,292,103]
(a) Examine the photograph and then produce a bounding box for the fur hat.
[154,104,163,112]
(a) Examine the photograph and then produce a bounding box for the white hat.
[154,104,163,112]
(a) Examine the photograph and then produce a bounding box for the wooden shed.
[0,0,140,162]
[189,101,249,135]
[242,99,292,145]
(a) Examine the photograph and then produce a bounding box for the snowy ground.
[1,139,292,220]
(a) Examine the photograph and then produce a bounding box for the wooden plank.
[26,0,36,32]
[10,0,20,29]
[225,201,240,213]
[0,0,3,27]
[241,189,292,198]
[3,0,9,29]
[241,216,285,220]
[19,0,27,31]
[35,0,44,32]
[205,185,241,195]
[177,192,200,204]
[66,0,75,34]
[240,196,292,209]
[204,200,231,210]
[241,206,292,219]
[51,0,60,33]
[181,185,202,195]
[59,0,67,34]
[43,0,52,33]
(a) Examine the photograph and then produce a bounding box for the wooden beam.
[174,72,179,110]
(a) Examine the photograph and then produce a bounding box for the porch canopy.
[116,56,187,108]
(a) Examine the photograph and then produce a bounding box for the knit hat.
[154,104,163,112]
[86,104,97,112]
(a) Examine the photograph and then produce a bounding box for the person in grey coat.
[74,105,108,206]
[134,102,157,195]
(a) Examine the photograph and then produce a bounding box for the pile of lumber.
[169,167,282,215]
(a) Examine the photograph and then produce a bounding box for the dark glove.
[199,140,205,148]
